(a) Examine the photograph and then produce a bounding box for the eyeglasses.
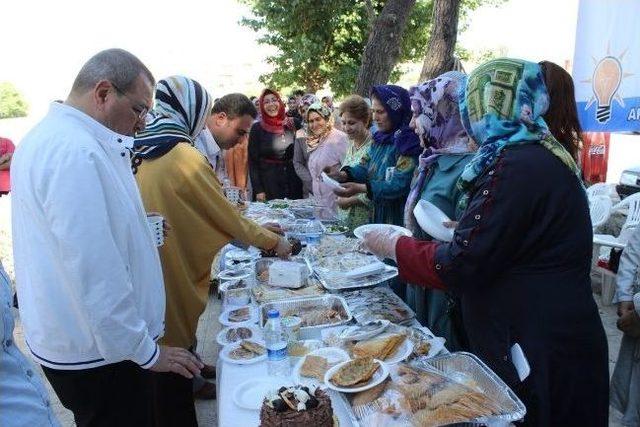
[110,81,150,121]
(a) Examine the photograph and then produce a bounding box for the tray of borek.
[310,252,398,291]
[341,352,526,427]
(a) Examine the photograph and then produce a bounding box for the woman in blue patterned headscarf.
[363,59,608,426]
[403,71,477,351]
[330,84,420,227]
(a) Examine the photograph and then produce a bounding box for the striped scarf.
[133,76,213,163]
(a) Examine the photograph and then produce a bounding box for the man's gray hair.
[71,48,155,94]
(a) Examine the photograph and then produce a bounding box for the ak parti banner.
[572,0,640,132]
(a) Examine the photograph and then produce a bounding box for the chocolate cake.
[260,385,335,427]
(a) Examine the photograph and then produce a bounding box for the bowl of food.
[325,224,349,235]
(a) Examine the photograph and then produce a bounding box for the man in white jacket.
[11,49,202,427]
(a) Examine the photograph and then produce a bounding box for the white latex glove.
[362,229,401,261]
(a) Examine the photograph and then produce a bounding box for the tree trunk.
[354,0,417,97]
[418,0,461,82]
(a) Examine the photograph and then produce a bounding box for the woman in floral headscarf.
[403,72,477,351]
[305,102,348,212]
[293,93,320,197]
[363,59,608,426]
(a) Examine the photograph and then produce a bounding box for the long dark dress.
[395,144,609,426]
[248,122,303,200]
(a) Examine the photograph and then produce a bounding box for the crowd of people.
[0,47,639,427]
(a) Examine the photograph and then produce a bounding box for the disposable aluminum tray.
[314,264,399,291]
[413,352,527,425]
[342,286,415,325]
[252,277,326,304]
[259,295,353,336]
[254,257,310,288]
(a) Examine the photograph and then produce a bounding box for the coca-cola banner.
[581,132,610,184]
[572,0,640,132]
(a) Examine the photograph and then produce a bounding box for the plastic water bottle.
[306,220,322,246]
[264,309,290,377]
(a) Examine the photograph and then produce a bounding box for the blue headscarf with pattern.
[370,84,422,157]
[458,58,579,189]
[133,76,213,161]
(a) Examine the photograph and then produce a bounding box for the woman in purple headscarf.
[404,72,477,351]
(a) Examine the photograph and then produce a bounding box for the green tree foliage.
[0,82,29,119]
[240,0,499,97]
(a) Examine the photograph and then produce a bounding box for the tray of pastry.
[259,295,352,336]
[343,353,525,426]
[341,287,415,325]
[252,277,327,304]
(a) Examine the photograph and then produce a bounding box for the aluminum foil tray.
[341,286,415,325]
[252,277,326,304]
[315,265,398,291]
[259,295,353,335]
[413,352,527,424]
[254,257,310,287]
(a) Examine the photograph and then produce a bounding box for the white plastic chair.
[594,192,640,246]
[592,192,640,305]
[613,192,640,227]
[589,195,612,229]
[586,182,613,199]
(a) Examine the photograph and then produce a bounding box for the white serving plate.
[218,305,259,327]
[216,324,263,347]
[338,320,390,341]
[353,224,413,240]
[293,347,351,387]
[343,261,388,279]
[413,199,455,242]
[324,358,389,393]
[232,377,293,410]
[349,333,413,365]
[219,340,267,365]
[378,335,413,365]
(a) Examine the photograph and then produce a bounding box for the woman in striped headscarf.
[133,76,212,164]
[133,76,291,426]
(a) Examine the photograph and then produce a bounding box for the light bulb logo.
[592,56,622,123]
[582,45,632,124]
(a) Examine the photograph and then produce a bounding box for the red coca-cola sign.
[581,132,610,184]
